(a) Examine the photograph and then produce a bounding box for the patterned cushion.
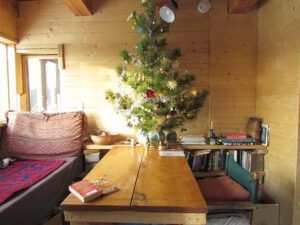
[0,112,84,160]
[197,176,250,201]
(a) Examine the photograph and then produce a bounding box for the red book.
[226,134,247,140]
[69,179,118,203]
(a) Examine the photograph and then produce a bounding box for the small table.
[61,146,207,225]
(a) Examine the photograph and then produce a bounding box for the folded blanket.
[0,160,64,204]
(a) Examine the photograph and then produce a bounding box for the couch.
[0,112,85,225]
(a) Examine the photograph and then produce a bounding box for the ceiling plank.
[0,0,19,17]
[228,0,258,14]
[62,0,92,16]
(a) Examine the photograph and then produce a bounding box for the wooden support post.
[63,0,92,16]
[228,0,258,14]
[58,44,65,70]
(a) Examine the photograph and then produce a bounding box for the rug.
[0,160,65,204]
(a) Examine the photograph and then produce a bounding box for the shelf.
[182,144,268,150]
[193,171,226,178]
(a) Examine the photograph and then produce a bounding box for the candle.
[210,120,214,130]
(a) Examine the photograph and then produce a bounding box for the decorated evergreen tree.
[105,0,208,140]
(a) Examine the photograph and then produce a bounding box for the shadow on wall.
[258,0,270,8]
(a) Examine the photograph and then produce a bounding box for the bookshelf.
[182,145,267,151]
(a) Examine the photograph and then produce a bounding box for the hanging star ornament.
[166,80,178,90]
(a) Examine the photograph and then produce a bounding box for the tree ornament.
[170,108,176,116]
[138,26,144,33]
[186,112,195,119]
[127,12,134,22]
[191,90,198,96]
[160,96,169,103]
[166,80,178,90]
[146,89,155,99]
[129,115,140,126]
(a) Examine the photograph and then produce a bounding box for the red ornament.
[146,89,155,99]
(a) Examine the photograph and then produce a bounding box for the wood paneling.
[209,0,257,135]
[256,0,300,224]
[17,0,257,137]
[0,0,18,42]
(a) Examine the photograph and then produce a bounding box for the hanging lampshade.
[159,0,179,23]
[198,0,212,14]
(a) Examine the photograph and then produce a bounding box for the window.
[24,56,60,113]
[0,43,17,121]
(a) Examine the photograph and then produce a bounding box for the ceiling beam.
[62,0,92,16]
[228,0,258,14]
[0,0,19,17]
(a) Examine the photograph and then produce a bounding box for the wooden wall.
[17,0,257,136]
[256,0,300,224]
[0,0,18,42]
[209,0,257,135]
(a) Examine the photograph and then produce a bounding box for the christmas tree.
[105,0,208,136]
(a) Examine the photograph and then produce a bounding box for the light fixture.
[159,0,179,23]
[198,0,212,14]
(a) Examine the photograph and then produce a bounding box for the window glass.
[0,43,9,120]
[27,57,60,112]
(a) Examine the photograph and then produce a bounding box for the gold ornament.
[191,90,198,96]
[167,80,178,90]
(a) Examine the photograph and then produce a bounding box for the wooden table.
[61,146,207,225]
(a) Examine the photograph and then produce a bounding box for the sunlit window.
[0,43,17,121]
[26,57,60,113]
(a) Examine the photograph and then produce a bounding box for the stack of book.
[185,149,266,173]
[219,134,257,146]
[227,149,266,172]
[181,135,206,145]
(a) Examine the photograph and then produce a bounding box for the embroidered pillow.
[0,112,84,160]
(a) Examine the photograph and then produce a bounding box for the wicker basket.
[90,134,118,145]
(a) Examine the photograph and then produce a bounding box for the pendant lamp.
[198,0,212,14]
[159,0,179,23]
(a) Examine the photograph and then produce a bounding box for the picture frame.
[261,124,270,146]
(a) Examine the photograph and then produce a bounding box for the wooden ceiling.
[16,0,259,16]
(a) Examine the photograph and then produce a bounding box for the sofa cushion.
[197,176,250,201]
[0,112,84,160]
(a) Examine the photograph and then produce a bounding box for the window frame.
[0,42,17,120]
[22,55,60,112]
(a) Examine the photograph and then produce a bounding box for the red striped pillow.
[0,112,84,160]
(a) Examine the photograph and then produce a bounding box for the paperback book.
[69,179,118,203]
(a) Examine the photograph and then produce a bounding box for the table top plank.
[61,146,144,211]
[131,149,207,213]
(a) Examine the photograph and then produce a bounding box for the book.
[181,135,206,145]
[226,134,247,140]
[69,179,118,203]
[159,151,185,157]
